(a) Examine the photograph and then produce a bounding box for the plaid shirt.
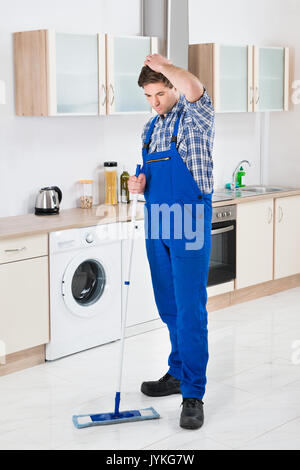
[141,90,214,194]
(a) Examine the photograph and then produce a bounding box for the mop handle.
[115,164,141,415]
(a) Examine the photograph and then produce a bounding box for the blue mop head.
[72,407,160,428]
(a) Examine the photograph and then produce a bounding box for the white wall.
[0,0,149,217]
[189,0,300,189]
[0,0,299,217]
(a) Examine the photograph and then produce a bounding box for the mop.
[72,164,160,428]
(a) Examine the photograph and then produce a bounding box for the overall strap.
[170,111,182,151]
[143,115,159,154]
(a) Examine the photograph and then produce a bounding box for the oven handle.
[211,224,235,235]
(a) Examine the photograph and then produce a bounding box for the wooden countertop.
[0,202,146,240]
[1,188,300,240]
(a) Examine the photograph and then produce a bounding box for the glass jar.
[120,169,130,204]
[79,180,93,208]
[104,161,118,205]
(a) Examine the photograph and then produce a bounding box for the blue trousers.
[144,197,212,399]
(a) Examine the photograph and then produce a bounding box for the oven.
[207,205,236,287]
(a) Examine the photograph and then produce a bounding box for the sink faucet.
[231,160,251,191]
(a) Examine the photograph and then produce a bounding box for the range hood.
[142,0,189,70]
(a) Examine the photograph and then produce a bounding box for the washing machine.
[46,223,122,360]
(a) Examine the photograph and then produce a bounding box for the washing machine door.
[62,252,114,318]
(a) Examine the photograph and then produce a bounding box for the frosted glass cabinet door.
[216,45,251,113]
[254,47,288,111]
[54,33,99,115]
[106,36,153,114]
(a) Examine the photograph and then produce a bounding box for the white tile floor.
[1,287,300,450]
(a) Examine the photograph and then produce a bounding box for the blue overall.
[141,110,213,399]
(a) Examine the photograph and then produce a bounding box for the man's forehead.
[144,83,170,94]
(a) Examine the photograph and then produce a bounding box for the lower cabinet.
[121,220,158,327]
[236,199,274,289]
[274,195,300,279]
[0,256,49,355]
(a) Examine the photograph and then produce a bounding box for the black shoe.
[180,398,204,430]
[141,373,181,397]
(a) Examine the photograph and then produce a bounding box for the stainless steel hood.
[142,0,189,69]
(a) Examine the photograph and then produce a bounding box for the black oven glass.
[207,220,236,287]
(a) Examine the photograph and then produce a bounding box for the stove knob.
[227,211,232,217]
[86,233,94,244]
[217,213,222,218]
[222,212,227,217]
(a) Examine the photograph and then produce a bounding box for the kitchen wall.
[0,0,147,217]
[0,0,299,217]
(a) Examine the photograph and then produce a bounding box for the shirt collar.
[158,94,185,120]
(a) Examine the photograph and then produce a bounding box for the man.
[128,53,214,430]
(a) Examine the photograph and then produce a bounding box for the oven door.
[207,220,236,287]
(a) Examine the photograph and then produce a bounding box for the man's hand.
[144,53,204,103]
[128,173,146,194]
[144,54,171,73]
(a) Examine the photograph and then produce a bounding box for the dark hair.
[138,65,173,88]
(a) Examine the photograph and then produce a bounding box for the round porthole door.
[62,253,113,318]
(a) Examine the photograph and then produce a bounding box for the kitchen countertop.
[1,187,300,241]
[0,202,146,240]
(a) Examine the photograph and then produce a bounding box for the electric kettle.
[35,186,62,215]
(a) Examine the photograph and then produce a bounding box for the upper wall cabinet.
[13,30,157,116]
[106,35,157,114]
[253,46,289,112]
[188,43,289,113]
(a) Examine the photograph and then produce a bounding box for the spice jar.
[104,161,118,205]
[79,180,93,209]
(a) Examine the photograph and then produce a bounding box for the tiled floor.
[1,287,300,450]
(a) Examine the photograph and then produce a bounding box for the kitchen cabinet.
[188,43,289,112]
[14,30,105,116]
[106,35,157,114]
[189,44,252,113]
[52,32,102,115]
[236,199,273,289]
[253,46,289,112]
[14,30,157,116]
[274,195,300,279]
[0,234,49,355]
[121,220,158,327]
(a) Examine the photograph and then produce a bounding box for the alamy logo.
[144,203,205,251]
[95,202,205,251]
[291,80,300,105]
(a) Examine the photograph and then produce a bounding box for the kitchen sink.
[240,185,286,194]
[213,185,296,203]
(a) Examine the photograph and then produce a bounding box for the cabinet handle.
[249,86,254,104]
[211,225,234,235]
[101,84,107,106]
[4,246,27,253]
[268,207,273,224]
[255,86,260,104]
[109,84,115,106]
[278,206,283,223]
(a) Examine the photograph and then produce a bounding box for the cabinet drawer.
[0,234,48,264]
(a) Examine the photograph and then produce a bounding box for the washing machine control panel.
[85,233,94,244]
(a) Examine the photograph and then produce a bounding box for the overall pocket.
[144,156,172,203]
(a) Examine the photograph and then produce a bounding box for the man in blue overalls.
[128,54,214,430]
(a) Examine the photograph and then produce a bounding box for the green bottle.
[120,169,130,203]
[236,166,246,187]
